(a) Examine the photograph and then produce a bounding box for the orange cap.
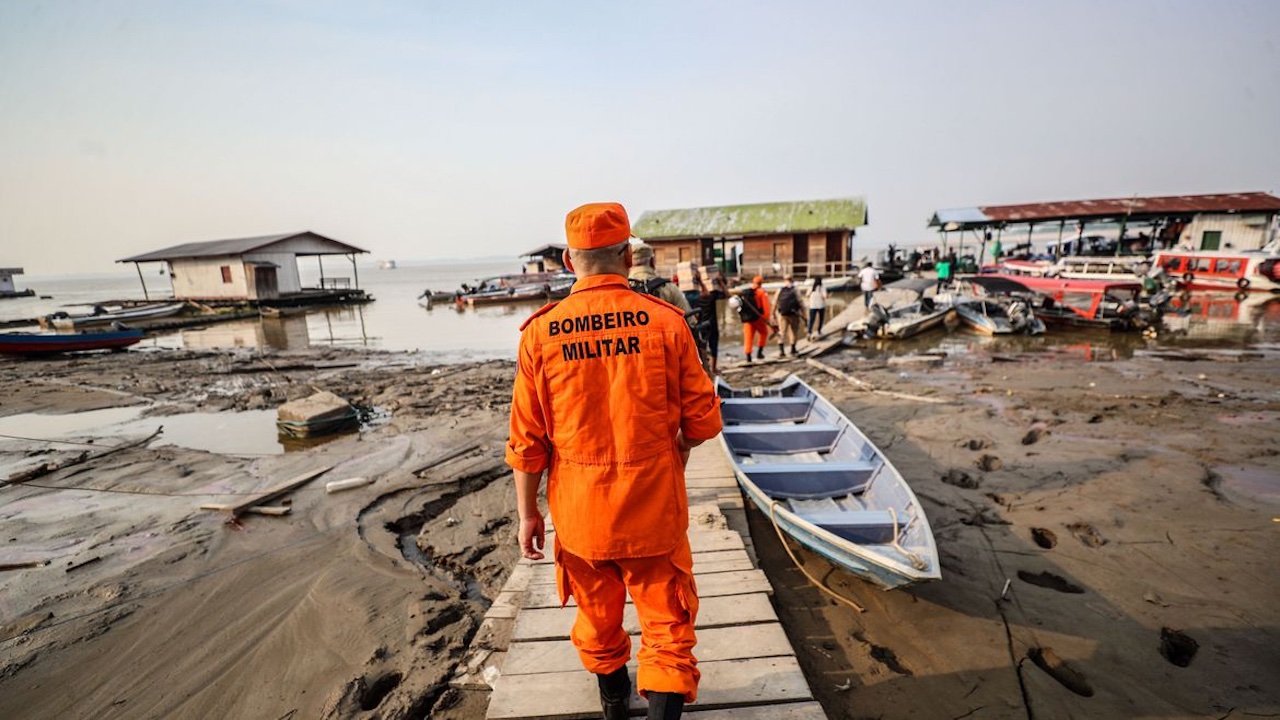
[565,202,631,250]
[752,275,764,286]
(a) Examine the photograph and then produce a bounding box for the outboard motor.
[1007,299,1033,332]
[864,303,890,338]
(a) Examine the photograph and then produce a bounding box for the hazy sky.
[2,0,1278,274]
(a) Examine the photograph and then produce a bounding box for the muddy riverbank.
[1,344,1277,718]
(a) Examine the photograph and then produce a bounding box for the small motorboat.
[717,375,940,590]
[0,328,145,356]
[847,277,953,339]
[41,302,187,330]
[953,277,1046,335]
[976,274,1151,331]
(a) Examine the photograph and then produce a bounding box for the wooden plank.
[486,656,811,720]
[503,623,795,675]
[523,570,771,609]
[689,530,746,553]
[205,465,333,518]
[525,548,753,587]
[512,593,778,642]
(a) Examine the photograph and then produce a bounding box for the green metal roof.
[632,197,868,241]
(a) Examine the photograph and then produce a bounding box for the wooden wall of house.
[243,252,302,293]
[650,241,700,275]
[169,256,251,299]
[1181,213,1277,251]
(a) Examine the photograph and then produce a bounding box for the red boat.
[0,329,145,355]
[966,274,1148,331]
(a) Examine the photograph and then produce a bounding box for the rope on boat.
[768,500,865,613]
[888,506,929,571]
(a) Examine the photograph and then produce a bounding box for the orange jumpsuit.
[742,286,771,355]
[506,274,722,702]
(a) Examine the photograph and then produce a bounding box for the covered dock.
[928,191,1280,264]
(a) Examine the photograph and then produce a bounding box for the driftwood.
[0,559,50,571]
[411,442,485,477]
[198,503,292,516]
[202,466,333,519]
[804,358,952,405]
[2,427,164,487]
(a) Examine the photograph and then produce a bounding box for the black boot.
[790,344,797,355]
[597,667,631,720]
[756,347,764,360]
[745,352,752,363]
[646,691,684,719]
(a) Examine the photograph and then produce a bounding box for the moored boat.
[0,328,145,355]
[1153,246,1280,292]
[847,277,953,339]
[974,274,1150,331]
[954,276,1046,335]
[41,302,187,330]
[717,375,940,590]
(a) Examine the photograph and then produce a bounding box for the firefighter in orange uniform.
[506,202,722,720]
[742,275,771,362]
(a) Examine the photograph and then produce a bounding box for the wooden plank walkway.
[460,443,827,719]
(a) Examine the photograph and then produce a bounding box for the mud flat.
[1,344,1278,719]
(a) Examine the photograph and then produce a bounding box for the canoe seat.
[745,461,877,500]
[795,510,898,544]
[720,396,815,425]
[722,424,841,455]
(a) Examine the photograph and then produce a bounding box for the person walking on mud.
[506,202,723,720]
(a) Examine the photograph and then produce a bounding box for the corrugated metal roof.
[632,197,867,241]
[520,243,567,257]
[118,231,366,263]
[930,192,1280,228]
[928,208,991,228]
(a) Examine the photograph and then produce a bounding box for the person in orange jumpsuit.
[742,275,771,362]
[506,202,723,720]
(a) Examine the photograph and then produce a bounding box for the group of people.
[732,273,831,362]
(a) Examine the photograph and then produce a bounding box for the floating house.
[0,267,34,298]
[520,243,568,273]
[929,192,1280,259]
[631,197,868,280]
[118,231,369,304]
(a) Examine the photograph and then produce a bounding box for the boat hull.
[717,375,940,590]
[0,329,145,355]
[45,302,186,330]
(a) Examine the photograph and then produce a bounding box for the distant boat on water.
[379,260,398,270]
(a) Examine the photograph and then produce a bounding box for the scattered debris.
[326,477,374,494]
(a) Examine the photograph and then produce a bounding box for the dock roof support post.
[1026,222,1035,256]
[133,262,150,301]
[317,255,325,288]
[1058,220,1066,255]
[349,253,360,290]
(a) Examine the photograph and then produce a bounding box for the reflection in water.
[0,408,353,457]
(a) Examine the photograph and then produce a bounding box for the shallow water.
[0,407,344,456]
[5,266,1280,361]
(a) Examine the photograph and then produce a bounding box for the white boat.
[717,374,940,590]
[42,302,187,330]
[996,256,1151,283]
[847,277,953,339]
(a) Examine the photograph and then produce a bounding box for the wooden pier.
[455,443,827,719]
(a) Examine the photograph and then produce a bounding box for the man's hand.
[519,514,546,560]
